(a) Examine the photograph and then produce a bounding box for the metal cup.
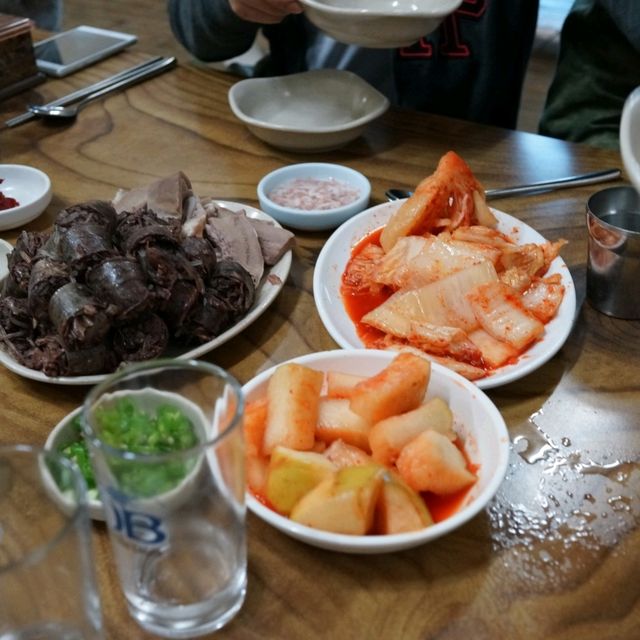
[586,186,640,319]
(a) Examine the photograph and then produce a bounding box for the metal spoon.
[28,56,177,121]
[385,168,622,201]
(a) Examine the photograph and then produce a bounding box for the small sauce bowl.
[258,163,371,232]
[44,407,105,521]
[0,164,52,231]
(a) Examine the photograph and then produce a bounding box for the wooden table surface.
[2,50,639,639]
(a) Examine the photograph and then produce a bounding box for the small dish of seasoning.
[43,393,204,521]
[0,164,52,231]
[44,407,105,520]
[258,163,371,231]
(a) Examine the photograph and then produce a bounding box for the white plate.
[0,238,13,280]
[0,201,292,385]
[243,349,509,553]
[313,200,577,389]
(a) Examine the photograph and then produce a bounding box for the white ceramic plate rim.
[0,238,13,280]
[44,405,105,520]
[620,86,640,196]
[243,349,510,553]
[228,70,390,134]
[0,201,292,385]
[313,200,577,389]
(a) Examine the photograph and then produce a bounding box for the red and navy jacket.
[169,0,539,129]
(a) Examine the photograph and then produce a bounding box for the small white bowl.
[300,0,463,48]
[228,69,389,153]
[621,86,640,195]
[257,163,371,231]
[44,407,105,521]
[0,164,52,231]
[43,391,210,522]
[243,349,510,554]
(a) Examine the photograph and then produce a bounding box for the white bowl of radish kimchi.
[243,349,509,553]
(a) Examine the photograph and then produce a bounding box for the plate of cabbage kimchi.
[313,151,576,389]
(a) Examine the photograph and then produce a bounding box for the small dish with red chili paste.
[0,164,52,231]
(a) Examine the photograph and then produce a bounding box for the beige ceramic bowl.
[228,69,389,153]
[621,86,640,195]
[300,0,463,48]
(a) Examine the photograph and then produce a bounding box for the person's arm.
[168,0,260,62]
[598,0,640,50]
[539,0,640,149]
[167,0,302,63]
[0,0,62,30]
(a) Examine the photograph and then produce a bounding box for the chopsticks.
[4,56,177,128]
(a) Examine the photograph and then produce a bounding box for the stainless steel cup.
[586,186,640,319]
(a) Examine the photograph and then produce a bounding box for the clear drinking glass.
[0,445,103,640]
[82,359,246,638]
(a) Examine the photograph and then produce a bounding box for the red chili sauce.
[425,443,479,523]
[251,447,479,528]
[340,228,393,348]
[339,228,525,373]
[0,179,19,210]
[338,227,480,523]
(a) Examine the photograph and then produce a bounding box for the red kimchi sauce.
[339,227,531,374]
[340,228,393,348]
[0,179,19,210]
[249,439,479,529]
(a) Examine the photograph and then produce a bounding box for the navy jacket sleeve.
[167,0,259,62]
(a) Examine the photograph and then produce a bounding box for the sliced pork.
[205,212,264,286]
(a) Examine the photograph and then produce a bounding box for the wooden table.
[2,51,639,639]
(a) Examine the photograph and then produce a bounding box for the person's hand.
[229,0,303,24]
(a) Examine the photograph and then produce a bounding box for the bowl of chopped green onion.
[44,392,206,521]
[44,407,105,520]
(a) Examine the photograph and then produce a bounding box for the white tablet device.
[34,26,137,77]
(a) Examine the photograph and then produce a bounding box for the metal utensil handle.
[485,168,622,199]
[70,57,177,109]
[4,56,169,128]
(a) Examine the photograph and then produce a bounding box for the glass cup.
[0,445,103,640]
[82,359,246,638]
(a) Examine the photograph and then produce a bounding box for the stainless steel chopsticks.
[484,168,622,199]
[4,56,177,128]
